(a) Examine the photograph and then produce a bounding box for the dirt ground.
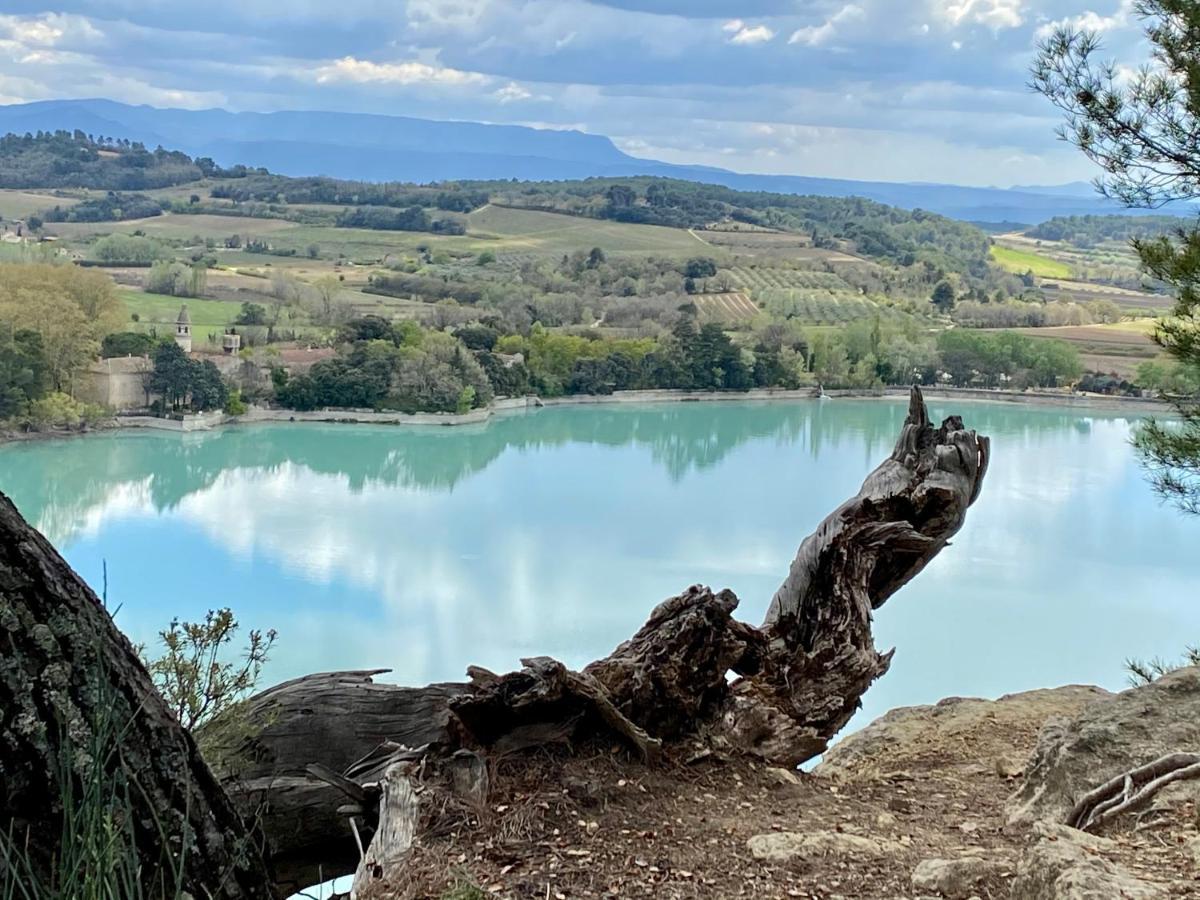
[366,687,1200,899]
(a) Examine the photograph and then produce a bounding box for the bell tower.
[174,304,192,353]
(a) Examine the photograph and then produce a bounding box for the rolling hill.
[0,99,1193,224]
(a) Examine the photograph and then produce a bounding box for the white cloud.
[723,19,775,45]
[312,56,489,86]
[406,0,490,31]
[494,81,532,102]
[789,5,865,47]
[1034,0,1135,40]
[0,13,104,48]
[937,0,1025,30]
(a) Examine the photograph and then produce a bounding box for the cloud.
[494,80,532,102]
[723,19,775,45]
[312,56,489,86]
[0,0,1133,185]
[789,5,865,47]
[1034,0,1136,40]
[0,12,104,48]
[936,0,1025,30]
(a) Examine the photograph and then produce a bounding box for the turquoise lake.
[1,398,1197,731]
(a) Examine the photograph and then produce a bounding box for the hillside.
[0,99,1188,224]
[0,130,1168,408]
[0,133,994,275]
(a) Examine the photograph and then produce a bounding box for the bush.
[25,392,106,430]
[224,388,248,416]
[91,234,163,265]
[146,260,206,297]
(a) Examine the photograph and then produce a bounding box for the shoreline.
[0,386,1176,447]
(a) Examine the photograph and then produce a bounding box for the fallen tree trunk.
[1,387,989,898]
[209,387,991,893]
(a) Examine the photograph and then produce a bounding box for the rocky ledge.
[367,671,1200,898]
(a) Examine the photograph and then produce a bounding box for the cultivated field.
[1041,279,1170,312]
[993,320,1161,378]
[0,189,79,220]
[760,289,913,325]
[728,266,851,291]
[692,292,759,324]
[467,205,707,257]
[695,230,863,263]
[990,244,1073,279]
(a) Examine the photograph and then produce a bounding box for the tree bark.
[0,493,278,898]
[1,387,989,898]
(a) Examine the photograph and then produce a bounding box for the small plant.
[439,874,488,900]
[146,608,276,732]
[224,388,248,416]
[1126,646,1200,686]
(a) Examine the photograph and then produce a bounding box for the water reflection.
[0,398,1195,732]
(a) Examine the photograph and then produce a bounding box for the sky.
[0,0,1151,187]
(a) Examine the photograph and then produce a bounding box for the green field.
[990,244,1073,278]
[119,289,243,337]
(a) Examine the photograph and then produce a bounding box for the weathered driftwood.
[0,387,989,899]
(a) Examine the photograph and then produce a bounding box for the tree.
[147,341,194,410]
[189,359,228,411]
[101,331,156,358]
[932,280,957,313]
[0,266,123,391]
[0,326,49,418]
[1033,2,1200,512]
[310,275,343,324]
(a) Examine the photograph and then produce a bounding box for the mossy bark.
[0,493,277,899]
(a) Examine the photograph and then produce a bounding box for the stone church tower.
[174,305,192,353]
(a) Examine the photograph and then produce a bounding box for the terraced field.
[693,292,759,324]
[760,289,912,325]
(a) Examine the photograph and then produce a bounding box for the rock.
[763,766,803,787]
[888,796,914,814]
[815,686,1109,782]
[1008,667,1200,825]
[1189,836,1200,868]
[875,811,898,828]
[1009,820,1167,899]
[994,754,1025,779]
[747,830,905,862]
[911,856,1010,899]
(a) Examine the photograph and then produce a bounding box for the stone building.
[78,356,152,409]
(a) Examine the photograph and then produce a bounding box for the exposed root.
[1066,752,1200,832]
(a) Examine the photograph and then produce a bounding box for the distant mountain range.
[0,99,1185,225]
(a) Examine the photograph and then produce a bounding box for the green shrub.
[25,392,106,430]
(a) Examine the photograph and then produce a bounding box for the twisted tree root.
[1066,752,1200,832]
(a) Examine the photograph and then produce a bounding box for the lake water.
[2,398,1197,731]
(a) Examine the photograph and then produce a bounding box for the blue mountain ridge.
[0,99,1183,225]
